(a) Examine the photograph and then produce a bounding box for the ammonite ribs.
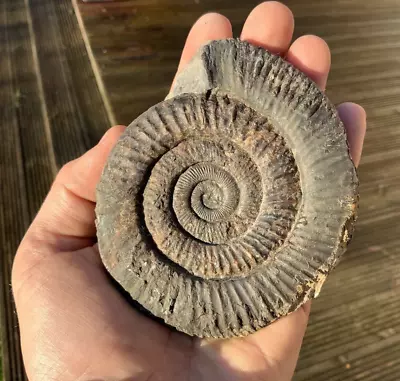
[96,39,359,338]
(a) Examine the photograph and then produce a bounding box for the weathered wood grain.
[29,0,112,166]
[0,0,112,379]
[0,0,50,379]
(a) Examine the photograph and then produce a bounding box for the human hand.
[12,2,366,381]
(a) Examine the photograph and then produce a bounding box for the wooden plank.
[75,1,400,380]
[290,0,400,379]
[0,0,113,379]
[7,0,56,216]
[0,1,30,379]
[29,0,112,167]
[76,0,260,125]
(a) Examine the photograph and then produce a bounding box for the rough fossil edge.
[96,38,359,338]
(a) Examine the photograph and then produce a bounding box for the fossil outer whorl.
[96,39,359,338]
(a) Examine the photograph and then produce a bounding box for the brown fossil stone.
[95,39,359,338]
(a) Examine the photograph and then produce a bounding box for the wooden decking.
[1,0,400,380]
[0,0,111,379]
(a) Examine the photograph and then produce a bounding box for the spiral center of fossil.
[201,186,223,210]
[173,163,241,227]
[143,137,263,246]
[195,181,224,211]
[173,162,242,241]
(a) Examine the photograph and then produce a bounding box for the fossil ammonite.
[96,39,359,338]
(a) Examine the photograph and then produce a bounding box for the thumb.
[21,125,126,253]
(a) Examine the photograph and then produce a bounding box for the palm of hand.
[15,244,305,380]
[12,3,366,381]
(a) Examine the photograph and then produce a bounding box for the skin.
[12,2,367,381]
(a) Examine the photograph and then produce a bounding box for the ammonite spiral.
[96,39,359,338]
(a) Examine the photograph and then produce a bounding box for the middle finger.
[241,2,294,55]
